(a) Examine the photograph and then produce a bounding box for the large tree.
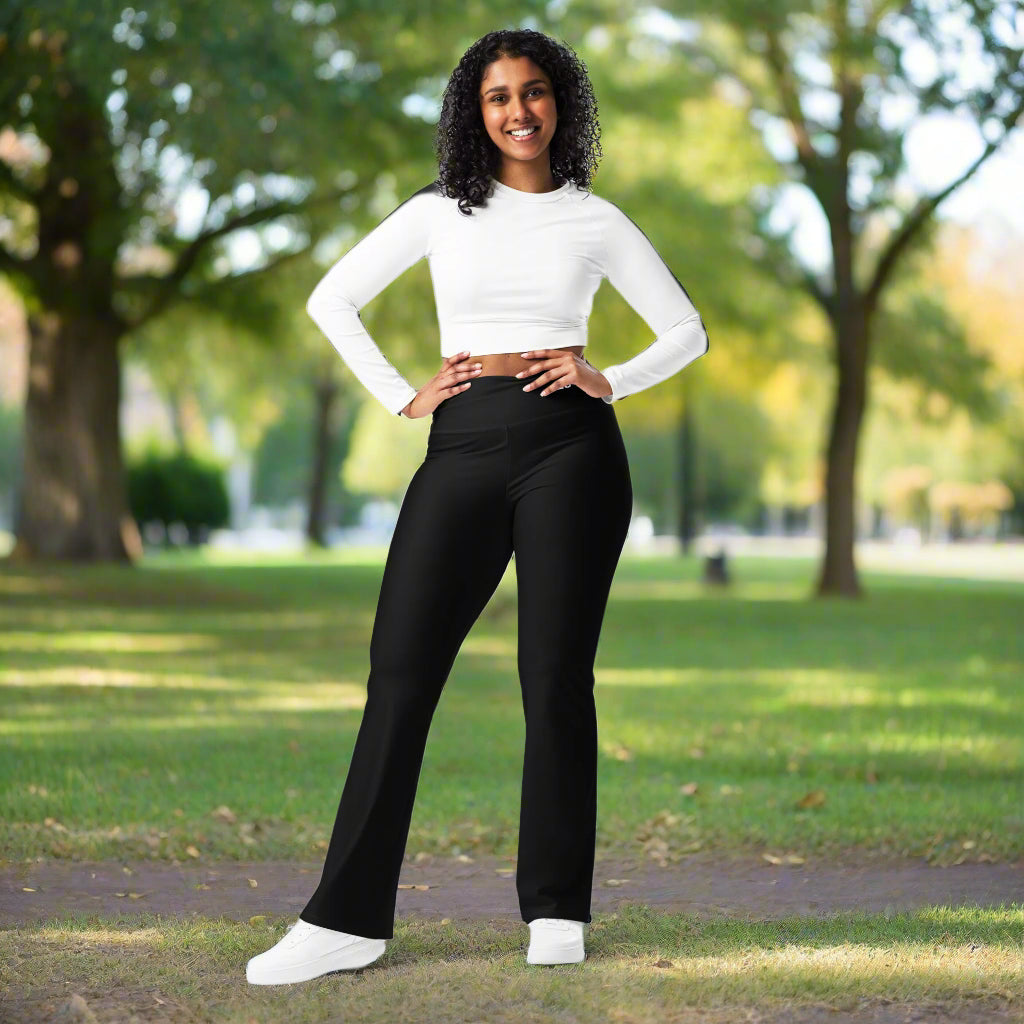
[656,0,1023,595]
[0,0,466,561]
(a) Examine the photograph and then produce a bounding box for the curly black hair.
[433,28,603,216]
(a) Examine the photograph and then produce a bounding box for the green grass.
[2,550,1022,1021]
[0,550,1021,866]
[2,905,1021,1023]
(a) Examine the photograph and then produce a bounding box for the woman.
[247,26,709,984]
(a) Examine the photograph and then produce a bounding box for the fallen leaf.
[185,845,200,858]
[604,878,631,886]
[247,878,258,888]
[762,852,805,865]
[211,805,236,824]
[679,782,699,795]
[795,789,826,809]
[21,887,36,892]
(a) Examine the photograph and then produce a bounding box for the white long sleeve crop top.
[306,175,709,416]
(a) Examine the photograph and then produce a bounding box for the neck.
[495,161,559,194]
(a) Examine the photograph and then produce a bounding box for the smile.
[508,126,539,139]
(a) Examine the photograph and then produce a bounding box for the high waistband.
[430,371,607,431]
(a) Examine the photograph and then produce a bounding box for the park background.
[1,2,1022,1023]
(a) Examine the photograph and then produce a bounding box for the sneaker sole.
[246,938,386,985]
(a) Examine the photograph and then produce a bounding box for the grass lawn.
[1,549,1021,1022]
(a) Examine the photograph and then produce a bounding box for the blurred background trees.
[1,0,1021,595]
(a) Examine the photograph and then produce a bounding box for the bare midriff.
[469,345,585,376]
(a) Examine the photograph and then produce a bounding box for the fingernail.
[521,352,530,357]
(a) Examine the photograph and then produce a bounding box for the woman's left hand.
[515,349,613,400]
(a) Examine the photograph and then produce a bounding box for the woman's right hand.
[401,351,482,418]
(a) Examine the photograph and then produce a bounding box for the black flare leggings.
[299,370,633,939]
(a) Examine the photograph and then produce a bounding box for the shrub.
[127,448,230,545]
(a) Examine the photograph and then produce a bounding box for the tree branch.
[127,245,310,331]
[763,24,819,175]
[864,92,1024,317]
[750,219,834,319]
[130,186,351,326]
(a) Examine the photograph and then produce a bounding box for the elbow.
[306,280,358,325]
[695,317,709,356]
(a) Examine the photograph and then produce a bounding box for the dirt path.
[3,852,1022,1024]
[2,850,1021,925]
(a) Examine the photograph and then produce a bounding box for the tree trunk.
[305,372,339,548]
[815,304,869,597]
[8,312,141,563]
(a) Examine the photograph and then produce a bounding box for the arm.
[305,185,436,416]
[597,201,709,404]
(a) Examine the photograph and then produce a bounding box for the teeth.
[510,126,538,137]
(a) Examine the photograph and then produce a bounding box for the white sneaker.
[526,917,586,965]
[246,918,386,985]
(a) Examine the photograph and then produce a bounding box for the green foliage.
[126,447,230,543]
[250,388,357,517]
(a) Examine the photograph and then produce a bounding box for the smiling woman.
[256,25,709,986]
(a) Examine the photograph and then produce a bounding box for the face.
[478,54,558,173]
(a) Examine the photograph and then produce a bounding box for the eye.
[489,88,546,103]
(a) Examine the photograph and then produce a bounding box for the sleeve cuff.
[599,366,621,404]
[394,385,420,416]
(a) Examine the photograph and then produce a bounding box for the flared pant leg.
[508,405,633,924]
[299,425,514,939]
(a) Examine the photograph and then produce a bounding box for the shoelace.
[281,920,317,949]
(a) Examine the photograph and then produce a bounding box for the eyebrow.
[482,78,547,96]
